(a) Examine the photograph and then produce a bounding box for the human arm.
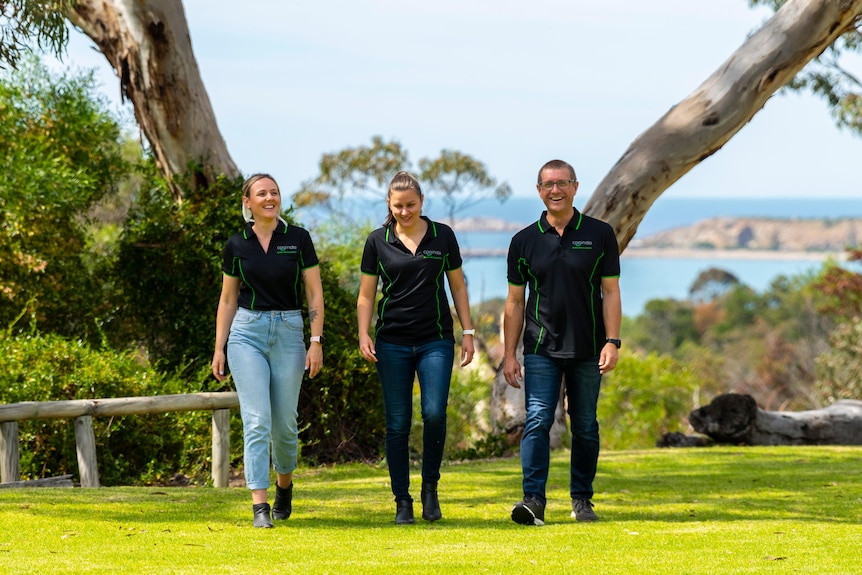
[212,274,240,382]
[598,276,622,375]
[502,283,526,388]
[356,274,379,363]
[446,268,475,367]
[303,265,325,378]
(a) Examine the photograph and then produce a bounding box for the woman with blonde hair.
[212,173,324,528]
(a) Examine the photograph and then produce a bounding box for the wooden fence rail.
[0,392,239,488]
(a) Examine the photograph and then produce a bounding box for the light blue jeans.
[227,308,306,491]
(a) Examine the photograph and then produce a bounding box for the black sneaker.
[571,498,598,522]
[511,496,545,526]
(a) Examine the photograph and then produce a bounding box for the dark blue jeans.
[375,338,454,500]
[521,354,602,504]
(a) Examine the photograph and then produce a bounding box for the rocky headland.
[625,216,860,260]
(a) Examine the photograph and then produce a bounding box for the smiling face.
[537,166,578,216]
[387,187,423,231]
[243,177,281,221]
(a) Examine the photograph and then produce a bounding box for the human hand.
[460,335,475,367]
[503,356,522,389]
[358,333,377,363]
[306,342,323,378]
[212,351,227,382]
[598,344,619,375]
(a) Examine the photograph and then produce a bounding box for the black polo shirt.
[360,216,463,346]
[222,220,319,311]
[507,209,620,359]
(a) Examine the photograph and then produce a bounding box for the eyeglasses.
[539,179,577,191]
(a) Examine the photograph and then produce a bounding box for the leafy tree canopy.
[0,1,71,69]
[294,136,510,226]
[749,0,862,133]
[0,54,130,338]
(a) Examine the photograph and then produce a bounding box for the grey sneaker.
[571,498,598,522]
[511,496,545,526]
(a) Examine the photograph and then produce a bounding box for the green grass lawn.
[2,446,860,574]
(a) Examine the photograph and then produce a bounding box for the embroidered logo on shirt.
[571,240,593,250]
[277,245,298,254]
[422,249,443,258]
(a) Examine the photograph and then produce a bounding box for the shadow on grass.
[4,447,860,528]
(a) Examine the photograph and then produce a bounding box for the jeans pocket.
[233,308,260,324]
[280,312,304,332]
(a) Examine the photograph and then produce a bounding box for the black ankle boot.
[421,482,441,522]
[272,483,293,520]
[252,502,273,528]
[395,497,415,524]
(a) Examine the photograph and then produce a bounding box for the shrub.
[0,331,233,485]
[598,352,700,449]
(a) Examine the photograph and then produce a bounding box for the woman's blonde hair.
[241,173,279,223]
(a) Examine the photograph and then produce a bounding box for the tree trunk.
[687,393,862,445]
[65,0,239,199]
[584,0,862,251]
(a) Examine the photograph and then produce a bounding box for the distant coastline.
[622,247,846,261]
[462,247,848,260]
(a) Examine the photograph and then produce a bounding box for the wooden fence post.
[1,422,20,483]
[75,416,100,488]
[212,409,230,488]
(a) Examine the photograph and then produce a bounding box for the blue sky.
[56,0,861,201]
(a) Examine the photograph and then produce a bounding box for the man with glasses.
[503,159,622,526]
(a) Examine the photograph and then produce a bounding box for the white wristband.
[462,329,475,336]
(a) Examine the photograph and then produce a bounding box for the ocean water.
[459,253,829,317]
[436,197,862,316]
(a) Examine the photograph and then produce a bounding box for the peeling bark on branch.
[584,0,862,251]
[66,0,239,199]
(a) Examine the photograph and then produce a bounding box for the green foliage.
[311,217,374,294]
[108,166,244,373]
[815,317,862,403]
[0,330,231,485]
[812,253,862,403]
[625,298,699,357]
[0,1,72,69]
[749,0,862,133]
[293,135,409,221]
[0,55,131,342]
[293,136,512,225]
[598,352,700,449]
[688,266,739,302]
[297,262,386,464]
[625,266,837,411]
[417,149,512,225]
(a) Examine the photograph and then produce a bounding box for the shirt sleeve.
[222,236,238,276]
[601,225,621,277]
[299,228,319,270]
[506,233,527,285]
[444,225,463,271]
[360,233,379,275]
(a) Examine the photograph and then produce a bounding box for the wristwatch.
[606,338,622,348]
[310,335,324,344]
